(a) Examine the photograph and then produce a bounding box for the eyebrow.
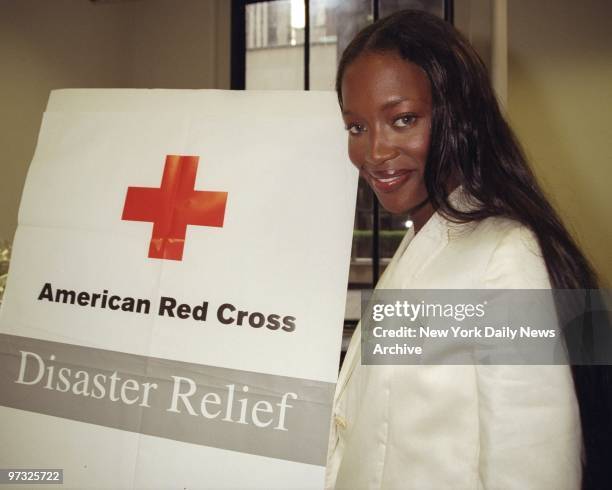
[342,96,413,116]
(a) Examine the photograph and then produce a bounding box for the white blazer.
[325,193,581,489]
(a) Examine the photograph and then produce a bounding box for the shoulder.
[443,188,550,288]
[465,217,551,289]
[405,215,550,289]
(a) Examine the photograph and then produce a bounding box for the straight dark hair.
[336,9,610,489]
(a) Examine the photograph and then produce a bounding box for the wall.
[507,0,611,286]
[455,0,492,69]
[0,0,230,243]
[125,0,229,89]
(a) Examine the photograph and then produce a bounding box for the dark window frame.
[231,0,312,91]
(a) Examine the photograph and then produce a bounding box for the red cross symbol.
[121,155,227,261]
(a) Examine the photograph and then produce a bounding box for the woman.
[326,10,610,490]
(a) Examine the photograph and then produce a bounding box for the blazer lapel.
[332,228,412,402]
[334,188,471,400]
[333,213,450,402]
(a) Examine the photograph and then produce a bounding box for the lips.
[364,168,414,193]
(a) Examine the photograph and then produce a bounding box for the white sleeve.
[476,224,583,489]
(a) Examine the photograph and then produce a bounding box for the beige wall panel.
[508,0,611,286]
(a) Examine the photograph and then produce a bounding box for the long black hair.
[336,9,610,489]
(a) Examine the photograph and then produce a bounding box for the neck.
[409,198,435,234]
[411,181,462,233]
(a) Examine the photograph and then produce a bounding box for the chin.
[372,191,415,213]
[373,185,428,216]
[377,199,411,215]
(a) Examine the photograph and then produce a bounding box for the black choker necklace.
[407,196,430,215]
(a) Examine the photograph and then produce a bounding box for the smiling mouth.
[365,169,414,193]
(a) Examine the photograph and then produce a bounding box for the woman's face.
[341,51,433,221]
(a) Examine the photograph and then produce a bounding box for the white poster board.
[0,89,357,489]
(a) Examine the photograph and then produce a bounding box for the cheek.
[420,130,431,158]
[403,130,430,167]
[420,122,432,161]
[347,139,365,168]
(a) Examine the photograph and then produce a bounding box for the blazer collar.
[335,187,475,400]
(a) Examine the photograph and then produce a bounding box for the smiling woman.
[341,52,432,226]
[326,9,610,490]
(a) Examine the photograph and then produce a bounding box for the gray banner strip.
[0,469,63,485]
[361,289,612,365]
[0,334,334,466]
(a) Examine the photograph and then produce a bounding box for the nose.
[365,127,398,166]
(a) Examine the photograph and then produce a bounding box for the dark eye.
[346,123,366,135]
[393,114,417,128]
